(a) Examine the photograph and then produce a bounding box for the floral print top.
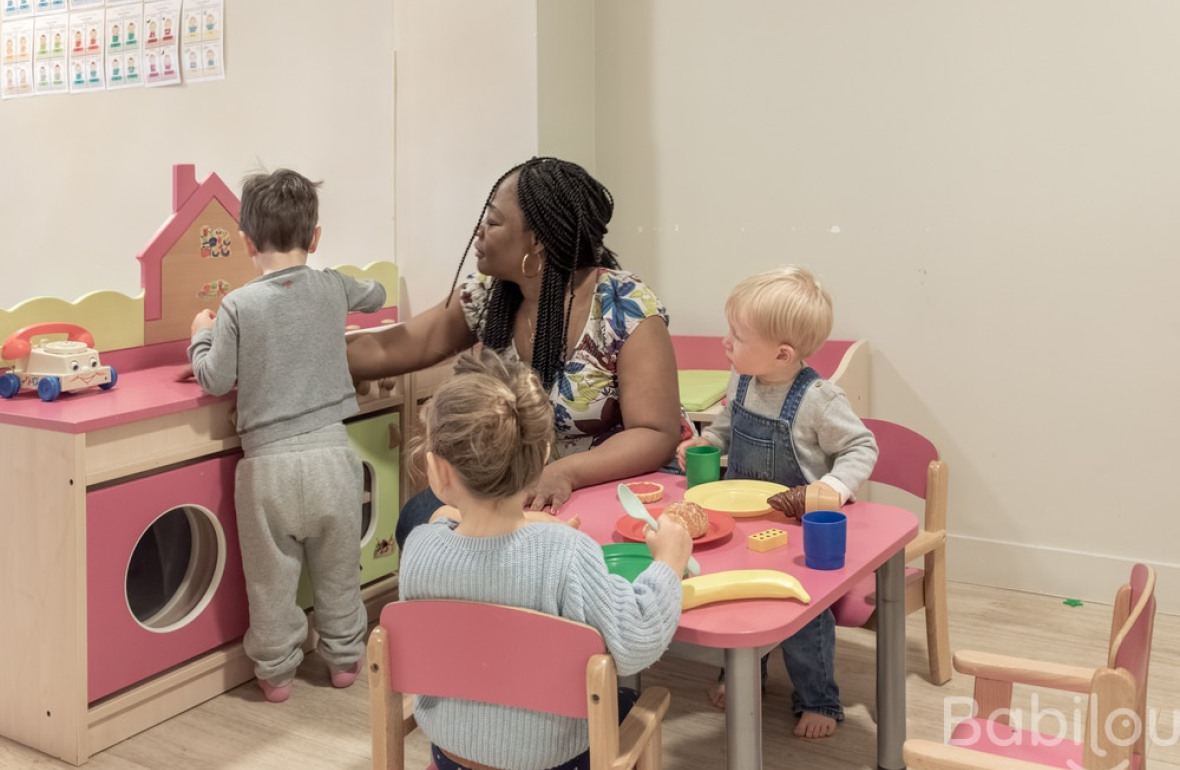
[458,269,670,456]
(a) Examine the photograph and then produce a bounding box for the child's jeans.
[722,609,843,721]
[430,688,639,770]
[781,609,843,721]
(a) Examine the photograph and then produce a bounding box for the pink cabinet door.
[87,454,249,702]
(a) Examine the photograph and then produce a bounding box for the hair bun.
[422,348,555,499]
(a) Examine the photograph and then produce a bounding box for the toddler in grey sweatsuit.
[188,169,386,703]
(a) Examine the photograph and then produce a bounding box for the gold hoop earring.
[521,252,541,279]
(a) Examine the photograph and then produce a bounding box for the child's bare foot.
[794,711,838,739]
[257,677,292,703]
[329,662,359,689]
[708,682,726,710]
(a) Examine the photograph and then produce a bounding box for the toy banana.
[681,569,811,610]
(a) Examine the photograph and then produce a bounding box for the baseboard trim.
[948,534,1179,615]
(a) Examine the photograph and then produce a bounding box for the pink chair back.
[806,340,856,381]
[670,335,731,371]
[1110,564,1157,703]
[669,336,854,380]
[862,418,939,499]
[379,600,606,720]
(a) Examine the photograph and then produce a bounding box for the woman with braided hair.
[348,157,685,550]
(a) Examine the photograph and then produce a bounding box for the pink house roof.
[137,164,242,322]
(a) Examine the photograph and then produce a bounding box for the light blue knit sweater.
[398,520,682,770]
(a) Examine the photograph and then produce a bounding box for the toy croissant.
[766,482,842,519]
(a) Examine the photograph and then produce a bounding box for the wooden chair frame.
[904,566,1157,770]
[367,604,671,770]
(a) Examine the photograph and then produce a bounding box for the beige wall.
[538,0,597,171]
[0,0,395,310]
[594,0,1180,610]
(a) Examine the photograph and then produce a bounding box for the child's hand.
[645,516,693,577]
[676,437,713,471]
[191,309,215,336]
[175,365,195,382]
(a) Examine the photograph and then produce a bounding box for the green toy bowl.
[602,542,654,582]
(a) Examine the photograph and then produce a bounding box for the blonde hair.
[418,348,554,499]
[724,266,833,359]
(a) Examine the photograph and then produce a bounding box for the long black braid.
[446,157,620,393]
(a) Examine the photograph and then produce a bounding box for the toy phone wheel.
[37,376,62,402]
[100,366,118,390]
[0,372,19,399]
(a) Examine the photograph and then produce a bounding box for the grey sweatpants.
[235,423,367,683]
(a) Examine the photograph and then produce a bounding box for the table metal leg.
[725,647,762,770]
[877,549,907,769]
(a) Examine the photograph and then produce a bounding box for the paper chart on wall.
[34,0,66,14]
[32,10,66,94]
[1,0,33,21]
[67,8,102,92]
[142,0,178,87]
[105,1,141,89]
[1,16,34,98]
[180,0,220,82]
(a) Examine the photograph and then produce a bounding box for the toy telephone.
[2,323,96,362]
[0,323,116,402]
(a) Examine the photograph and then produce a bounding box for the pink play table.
[565,472,918,770]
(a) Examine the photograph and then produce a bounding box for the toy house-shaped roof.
[137,164,242,323]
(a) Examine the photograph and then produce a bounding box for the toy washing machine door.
[86,454,249,702]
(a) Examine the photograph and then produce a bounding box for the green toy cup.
[685,445,722,488]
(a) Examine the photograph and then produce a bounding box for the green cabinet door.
[297,410,400,609]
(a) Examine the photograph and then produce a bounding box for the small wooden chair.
[831,418,952,684]
[904,564,1157,770]
[368,600,671,770]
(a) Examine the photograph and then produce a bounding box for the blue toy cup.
[803,510,847,570]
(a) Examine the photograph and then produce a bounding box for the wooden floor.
[3,581,1178,769]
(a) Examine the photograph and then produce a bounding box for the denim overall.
[727,367,843,720]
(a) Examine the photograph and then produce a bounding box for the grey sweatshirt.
[399,520,682,770]
[703,370,878,503]
[187,265,385,453]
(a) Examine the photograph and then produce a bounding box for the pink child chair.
[367,600,671,770]
[904,564,1157,770]
[830,418,952,684]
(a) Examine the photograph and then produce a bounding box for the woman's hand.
[523,465,574,513]
[523,510,582,529]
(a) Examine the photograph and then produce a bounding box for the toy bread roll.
[661,501,709,538]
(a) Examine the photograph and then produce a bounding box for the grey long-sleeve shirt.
[703,370,878,503]
[187,265,385,453]
[399,520,683,770]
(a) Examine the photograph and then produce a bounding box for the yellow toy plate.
[683,479,788,517]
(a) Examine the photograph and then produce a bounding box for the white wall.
[7,0,1175,610]
[0,0,395,310]
[594,0,1180,610]
[392,0,539,315]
